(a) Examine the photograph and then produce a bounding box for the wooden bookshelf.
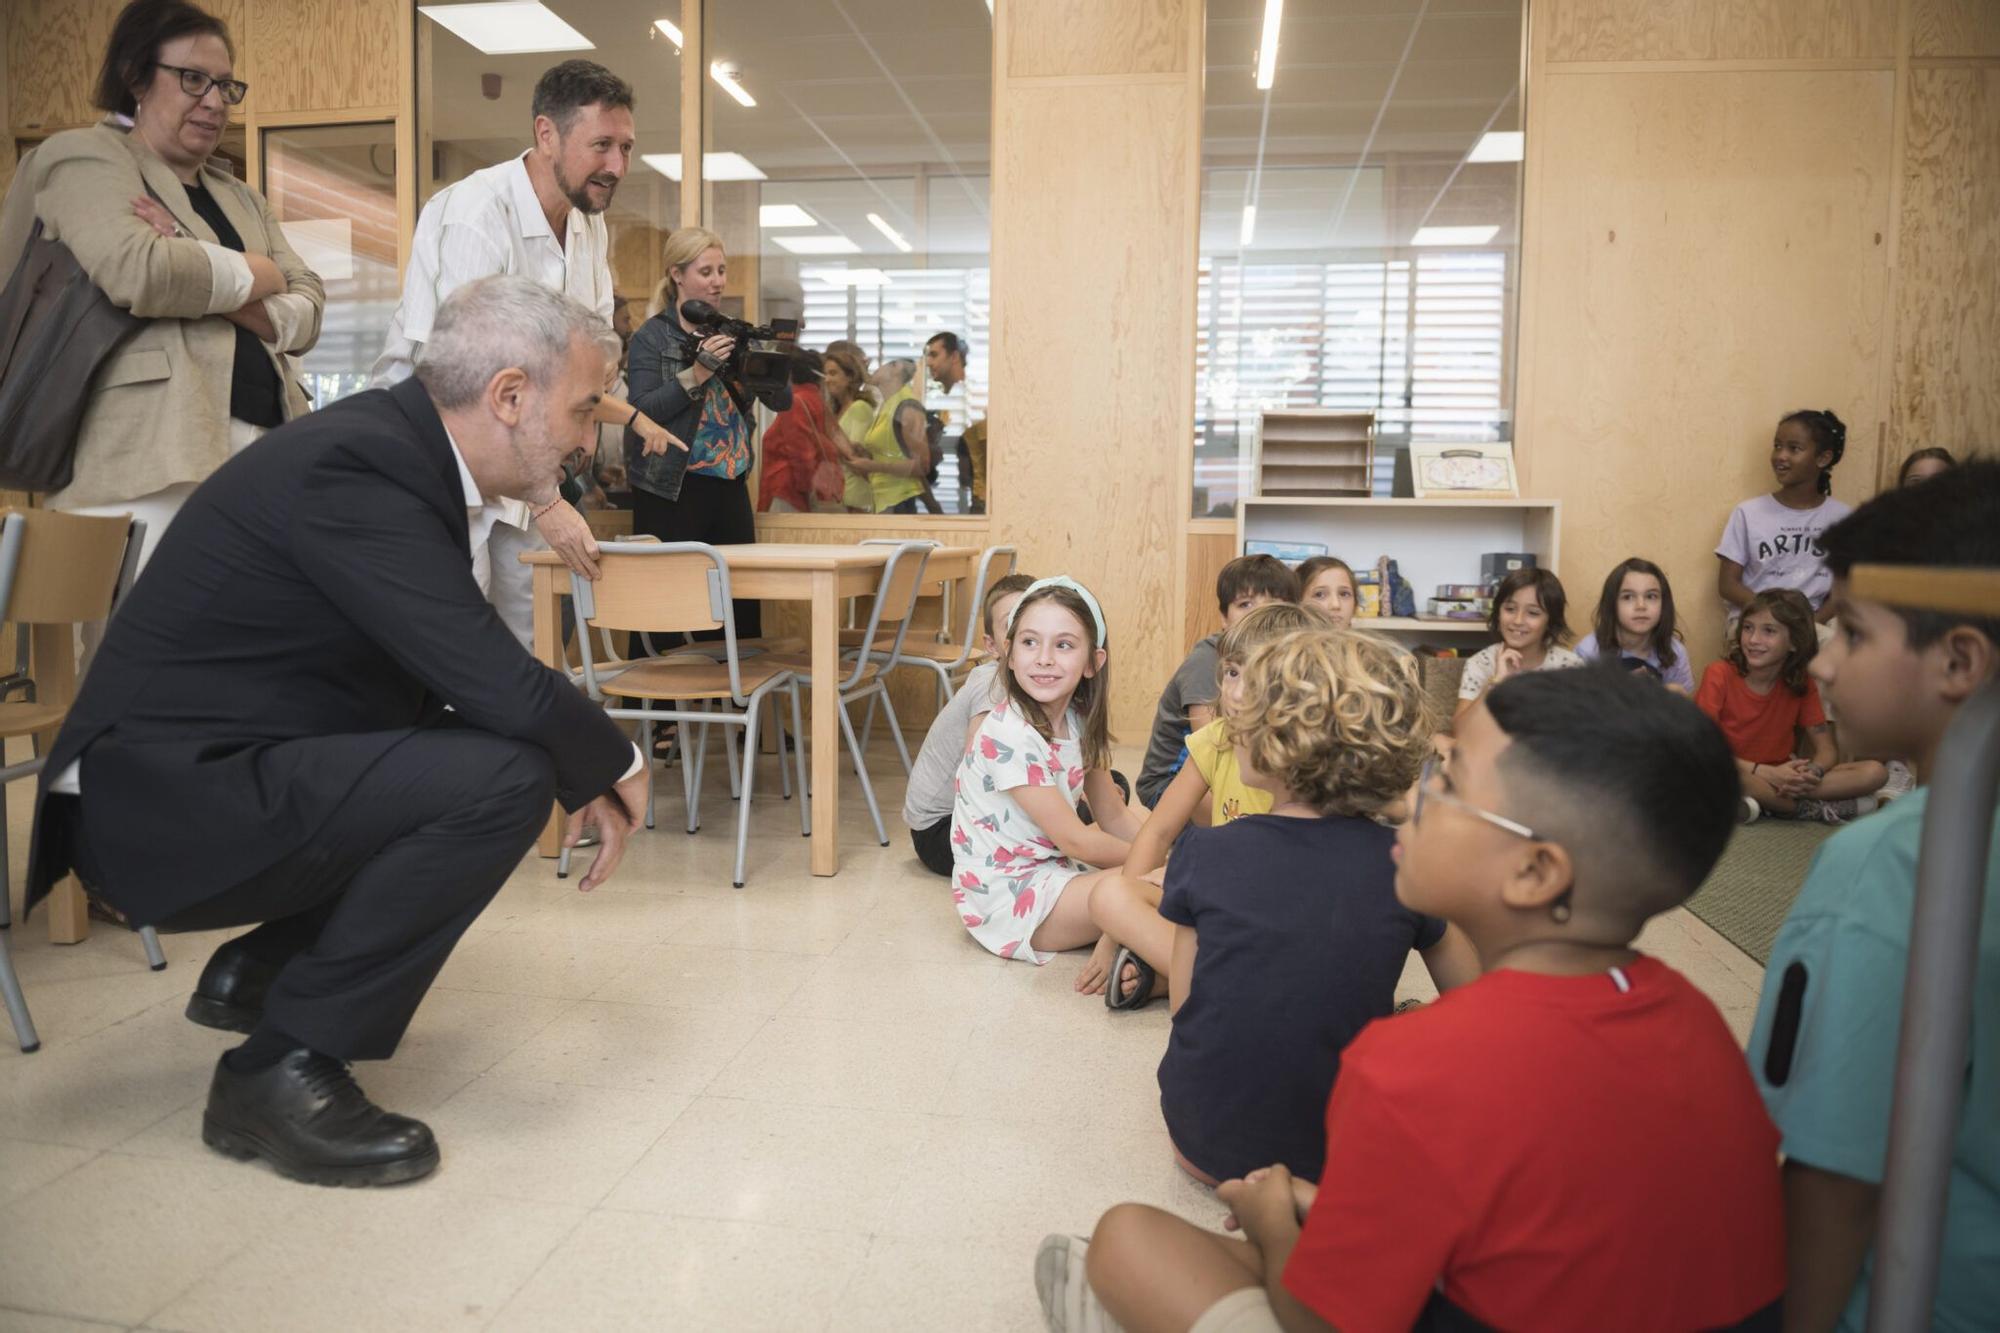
[1253,410,1376,498]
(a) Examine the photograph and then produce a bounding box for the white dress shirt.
[370,152,616,529]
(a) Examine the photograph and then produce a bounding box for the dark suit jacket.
[26,377,631,924]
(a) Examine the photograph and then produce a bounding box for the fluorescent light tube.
[1468,131,1524,163]
[760,204,817,228]
[1239,203,1257,247]
[808,267,890,288]
[418,2,592,55]
[711,61,756,108]
[1254,0,1283,90]
[640,152,768,182]
[1411,225,1500,246]
[866,212,914,253]
[653,17,682,49]
[774,234,862,255]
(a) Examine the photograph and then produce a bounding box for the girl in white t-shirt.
[1576,557,1695,693]
[1454,568,1584,723]
[1716,409,1853,632]
[950,577,1142,969]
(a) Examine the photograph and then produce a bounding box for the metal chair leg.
[0,929,38,1053]
[875,684,915,776]
[138,926,166,971]
[685,705,707,834]
[837,697,889,846]
[724,721,743,801]
[640,716,657,830]
[789,682,811,837]
[771,695,793,801]
[732,702,761,888]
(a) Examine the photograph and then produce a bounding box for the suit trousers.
[79,726,555,1061]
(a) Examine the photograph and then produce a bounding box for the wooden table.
[524,542,978,876]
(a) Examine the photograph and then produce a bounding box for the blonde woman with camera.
[625,226,793,636]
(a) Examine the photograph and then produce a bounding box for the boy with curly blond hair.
[1144,628,1475,1185]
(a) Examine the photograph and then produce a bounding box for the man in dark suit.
[27,274,647,1187]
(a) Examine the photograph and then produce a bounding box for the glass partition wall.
[1194,0,1526,515]
[418,0,993,517]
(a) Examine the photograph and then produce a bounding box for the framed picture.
[1408,442,1519,499]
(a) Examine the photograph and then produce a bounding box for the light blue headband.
[1007,576,1108,646]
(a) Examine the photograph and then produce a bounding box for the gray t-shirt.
[1137,633,1223,807]
[1716,493,1853,611]
[902,661,1004,829]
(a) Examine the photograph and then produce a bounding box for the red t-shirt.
[1282,958,1784,1333]
[1694,660,1826,766]
[757,383,829,513]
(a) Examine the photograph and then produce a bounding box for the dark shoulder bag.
[0,196,162,492]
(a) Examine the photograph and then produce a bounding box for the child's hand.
[1075,936,1116,995]
[1217,1165,1304,1245]
[1493,647,1524,682]
[1220,1167,1318,1231]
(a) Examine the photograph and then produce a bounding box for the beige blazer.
[0,123,324,509]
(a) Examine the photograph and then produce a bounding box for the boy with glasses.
[1037,668,1786,1333]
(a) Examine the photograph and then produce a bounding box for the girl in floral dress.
[950,578,1143,965]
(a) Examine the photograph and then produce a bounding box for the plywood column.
[989,0,1203,736]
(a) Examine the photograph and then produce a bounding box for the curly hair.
[1729,588,1818,695]
[1223,629,1433,816]
[1778,408,1847,496]
[1215,602,1332,687]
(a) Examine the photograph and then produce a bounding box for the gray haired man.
[27,275,649,1186]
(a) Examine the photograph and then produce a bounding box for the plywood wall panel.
[1184,528,1236,649]
[1542,0,1898,63]
[1889,65,2000,477]
[1005,0,1190,78]
[7,0,248,130]
[1911,0,2000,58]
[991,81,1195,735]
[1517,69,1894,663]
[242,0,399,114]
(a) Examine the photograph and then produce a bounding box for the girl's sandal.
[650,724,680,766]
[1104,947,1158,1011]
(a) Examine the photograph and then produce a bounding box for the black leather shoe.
[185,941,284,1033]
[201,1049,440,1186]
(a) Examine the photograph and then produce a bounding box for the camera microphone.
[679,299,722,325]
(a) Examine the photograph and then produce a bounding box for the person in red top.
[1035,668,1786,1333]
[756,348,835,513]
[1694,587,1886,824]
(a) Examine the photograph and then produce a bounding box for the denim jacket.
[624,313,792,496]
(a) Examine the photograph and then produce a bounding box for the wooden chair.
[0,508,164,1053]
[564,542,808,889]
[766,542,933,846]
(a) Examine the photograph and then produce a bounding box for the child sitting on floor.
[1038,668,1787,1333]
[1575,557,1694,691]
[1136,554,1299,808]
[1696,587,1888,824]
[1075,603,1332,1000]
[950,577,1142,963]
[902,572,1036,875]
[1293,556,1357,628]
[1746,461,1999,1332]
[1453,567,1583,722]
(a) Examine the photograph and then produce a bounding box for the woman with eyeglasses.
[0,0,323,567]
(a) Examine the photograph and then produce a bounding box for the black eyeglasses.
[156,63,249,106]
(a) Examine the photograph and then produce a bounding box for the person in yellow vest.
[849,359,931,514]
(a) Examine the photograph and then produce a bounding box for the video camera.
[678,300,799,399]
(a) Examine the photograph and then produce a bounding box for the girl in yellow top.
[850,359,930,514]
[1072,603,1330,1001]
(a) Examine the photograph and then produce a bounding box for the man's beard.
[556,160,617,215]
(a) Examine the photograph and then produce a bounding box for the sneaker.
[1795,797,1861,824]
[1880,761,1916,802]
[1035,1234,1115,1333]
[1738,796,1762,825]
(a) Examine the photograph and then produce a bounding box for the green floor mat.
[1685,820,1838,965]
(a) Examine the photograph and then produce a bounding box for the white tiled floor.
[0,742,1767,1331]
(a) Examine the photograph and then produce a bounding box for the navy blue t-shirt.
[1157,813,1444,1183]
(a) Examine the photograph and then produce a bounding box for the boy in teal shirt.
[1746,460,2000,1332]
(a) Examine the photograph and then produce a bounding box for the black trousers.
[83,728,555,1062]
[911,816,953,876]
[631,472,761,640]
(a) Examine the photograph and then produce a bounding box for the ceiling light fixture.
[417,2,592,55]
[710,61,757,108]
[1411,225,1500,246]
[809,267,890,288]
[1468,131,1524,163]
[774,234,862,255]
[760,204,817,228]
[866,212,914,253]
[1239,204,1257,248]
[652,17,682,49]
[1254,0,1284,90]
[640,152,767,181]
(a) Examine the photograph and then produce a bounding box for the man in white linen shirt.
[371,58,684,647]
